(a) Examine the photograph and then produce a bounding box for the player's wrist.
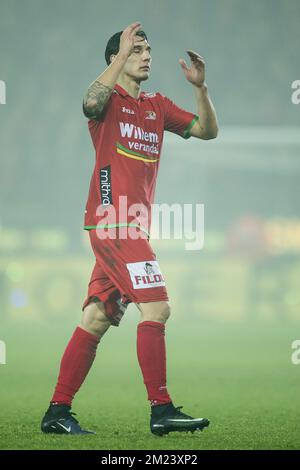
[194,82,207,90]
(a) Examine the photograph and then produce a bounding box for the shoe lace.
[61,410,79,424]
[174,406,193,419]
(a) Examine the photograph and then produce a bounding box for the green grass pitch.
[0,315,299,450]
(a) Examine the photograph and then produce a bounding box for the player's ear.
[110,54,116,64]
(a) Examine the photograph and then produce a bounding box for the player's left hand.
[179,50,205,87]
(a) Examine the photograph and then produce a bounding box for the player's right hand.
[118,22,144,59]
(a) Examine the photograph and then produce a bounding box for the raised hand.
[179,50,205,87]
[119,22,144,59]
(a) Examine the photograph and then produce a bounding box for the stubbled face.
[113,38,152,83]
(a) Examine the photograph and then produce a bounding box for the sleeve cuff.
[183,115,199,139]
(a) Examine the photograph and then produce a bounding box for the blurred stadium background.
[0,0,299,450]
[1,128,300,325]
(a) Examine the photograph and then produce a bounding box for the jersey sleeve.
[87,94,114,144]
[162,95,199,139]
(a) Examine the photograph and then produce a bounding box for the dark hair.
[105,30,148,65]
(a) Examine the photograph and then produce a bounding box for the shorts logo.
[144,262,155,275]
[126,261,165,289]
[100,165,112,205]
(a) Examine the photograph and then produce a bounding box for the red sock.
[137,321,172,406]
[51,326,100,406]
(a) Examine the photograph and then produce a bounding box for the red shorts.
[82,228,169,326]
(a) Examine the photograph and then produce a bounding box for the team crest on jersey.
[126,261,165,289]
[145,110,156,120]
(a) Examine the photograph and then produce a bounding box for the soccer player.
[41,22,218,436]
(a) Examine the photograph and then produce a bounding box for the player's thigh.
[89,231,168,304]
[137,301,171,324]
[83,257,129,328]
[81,298,112,336]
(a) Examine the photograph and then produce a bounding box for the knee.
[140,301,171,324]
[81,300,111,338]
[161,302,171,323]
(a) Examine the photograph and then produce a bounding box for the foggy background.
[0,0,299,327]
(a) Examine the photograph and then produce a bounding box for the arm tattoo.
[83,81,113,119]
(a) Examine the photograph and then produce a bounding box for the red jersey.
[84,84,198,236]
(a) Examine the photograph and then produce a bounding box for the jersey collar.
[114,83,146,101]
